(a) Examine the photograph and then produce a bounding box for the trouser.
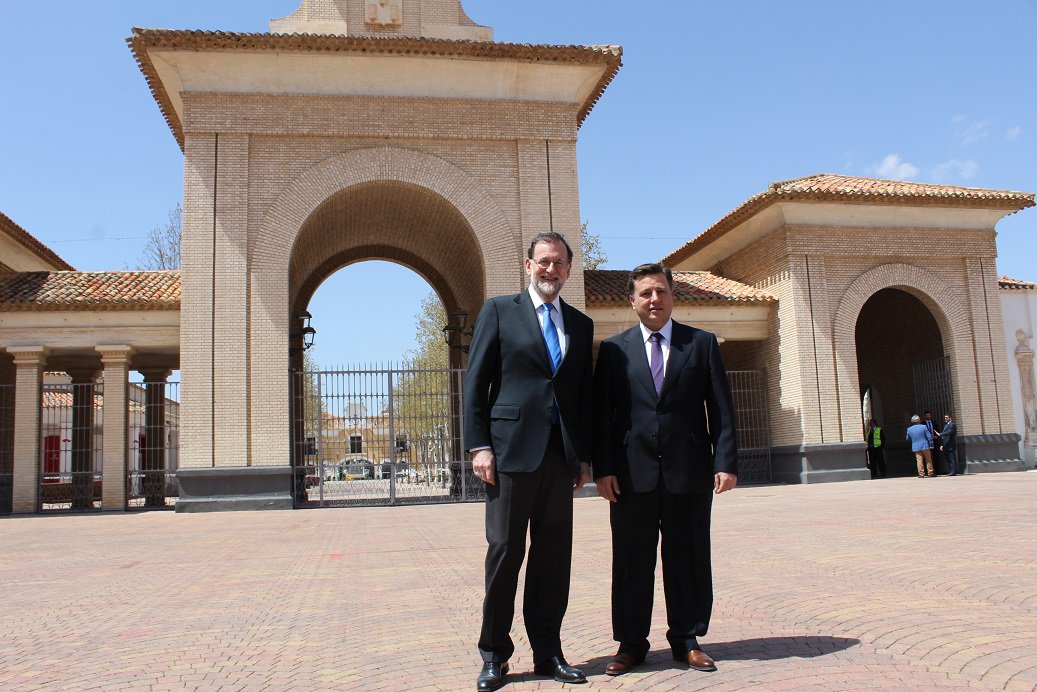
[915,448,933,476]
[945,449,958,475]
[479,426,573,664]
[610,484,714,660]
[867,447,886,478]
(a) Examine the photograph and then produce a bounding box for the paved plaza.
[2,471,1036,691]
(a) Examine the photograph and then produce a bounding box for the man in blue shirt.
[906,414,934,478]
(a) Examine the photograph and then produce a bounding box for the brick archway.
[248,145,518,466]
[831,263,972,443]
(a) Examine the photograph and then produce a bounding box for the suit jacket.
[939,421,957,450]
[463,291,594,475]
[593,320,738,495]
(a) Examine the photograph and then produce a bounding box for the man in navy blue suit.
[464,232,594,691]
[593,263,738,676]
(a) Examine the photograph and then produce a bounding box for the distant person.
[939,413,959,476]
[865,418,886,479]
[924,411,938,466]
[907,414,934,478]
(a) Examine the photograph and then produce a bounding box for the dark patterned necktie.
[650,332,664,395]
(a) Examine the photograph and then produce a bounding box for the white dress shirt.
[528,284,568,357]
[638,318,672,375]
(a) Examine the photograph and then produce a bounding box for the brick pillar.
[97,346,133,511]
[139,368,172,508]
[8,347,47,513]
[66,367,101,510]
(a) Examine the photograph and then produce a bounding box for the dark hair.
[527,232,573,262]
[627,263,673,296]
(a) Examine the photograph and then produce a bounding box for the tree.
[580,221,607,270]
[393,293,451,484]
[140,204,182,270]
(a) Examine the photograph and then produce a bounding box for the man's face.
[525,240,571,300]
[945,415,951,423]
[925,412,933,421]
[630,273,674,332]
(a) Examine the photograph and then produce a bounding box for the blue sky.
[2,1,1035,366]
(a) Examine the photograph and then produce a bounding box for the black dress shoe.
[477,661,509,692]
[533,656,587,684]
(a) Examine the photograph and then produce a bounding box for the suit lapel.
[515,291,552,374]
[660,321,696,397]
[623,327,657,400]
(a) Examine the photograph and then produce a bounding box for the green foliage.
[580,221,607,270]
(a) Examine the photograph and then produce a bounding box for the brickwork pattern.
[9,349,45,512]
[1,474,1035,690]
[97,347,132,509]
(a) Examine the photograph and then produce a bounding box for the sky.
[2,0,1035,367]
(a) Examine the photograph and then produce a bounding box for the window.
[395,435,408,453]
[349,434,363,454]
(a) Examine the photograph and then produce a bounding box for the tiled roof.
[663,173,1036,266]
[128,29,623,150]
[0,271,181,311]
[585,269,775,306]
[0,211,75,271]
[999,276,1037,290]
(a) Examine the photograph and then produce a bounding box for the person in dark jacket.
[866,418,887,478]
[939,413,959,476]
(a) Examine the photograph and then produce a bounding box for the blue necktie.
[542,303,562,374]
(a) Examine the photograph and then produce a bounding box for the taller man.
[593,263,738,676]
[464,232,594,691]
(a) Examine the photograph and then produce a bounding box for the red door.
[43,436,61,476]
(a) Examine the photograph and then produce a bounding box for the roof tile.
[0,271,181,311]
[585,269,774,306]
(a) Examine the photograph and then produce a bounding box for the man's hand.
[595,474,621,502]
[714,471,737,494]
[472,449,497,486]
[573,462,592,492]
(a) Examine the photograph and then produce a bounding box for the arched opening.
[855,288,952,476]
[285,181,485,506]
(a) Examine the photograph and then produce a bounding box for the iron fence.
[0,384,13,514]
[728,370,771,484]
[291,367,483,507]
[127,379,180,510]
[41,380,104,511]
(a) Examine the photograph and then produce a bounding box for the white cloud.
[1006,126,1022,140]
[931,159,978,182]
[953,118,990,146]
[871,154,919,180]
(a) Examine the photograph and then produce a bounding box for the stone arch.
[831,262,973,443]
[249,145,519,466]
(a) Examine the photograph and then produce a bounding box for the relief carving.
[366,0,403,26]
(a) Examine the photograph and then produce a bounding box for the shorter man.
[939,413,959,476]
[906,414,934,478]
[865,418,886,479]
[593,263,738,677]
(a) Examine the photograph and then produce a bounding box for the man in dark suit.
[464,231,594,691]
[592,263,738,676]
[939,412,959,475]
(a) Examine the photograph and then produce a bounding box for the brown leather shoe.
[605,652,642,676]
[685,649,717,672]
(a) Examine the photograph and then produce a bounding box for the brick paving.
[2,472,1036,691]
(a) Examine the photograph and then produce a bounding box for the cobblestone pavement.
[2,472,1035,691]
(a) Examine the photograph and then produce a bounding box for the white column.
[97,346,134,510]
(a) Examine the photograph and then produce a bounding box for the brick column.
[97,346,133,511]
[8,347,47,513]
[139,368,172,508]
[66,367,101,510]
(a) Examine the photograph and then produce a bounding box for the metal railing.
[728,370,772,484]
[0,384,13,514]
[127,379,180,510]
[291,366,483,507]
[40,381,104,512]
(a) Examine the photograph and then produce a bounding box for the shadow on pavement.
[709,635,860,660]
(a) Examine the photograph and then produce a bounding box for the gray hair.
[910,414,920,423]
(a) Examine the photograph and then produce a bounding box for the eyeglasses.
[532,258,570,270]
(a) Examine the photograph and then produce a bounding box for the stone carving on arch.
[831,262,972,439]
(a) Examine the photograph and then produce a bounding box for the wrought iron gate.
[728,370,771,484]
[912,357,953,420]
[290,367,484,507]
[40,380,104,511]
